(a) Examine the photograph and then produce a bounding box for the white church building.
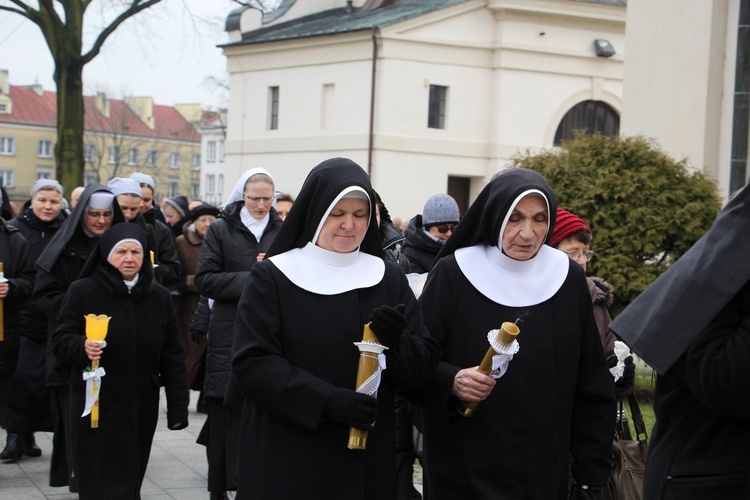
[220,0,626,219]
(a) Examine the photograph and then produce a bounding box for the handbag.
[605,394,648,500]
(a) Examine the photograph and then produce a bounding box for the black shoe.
[0,433,23,462]
[209,492,229,500]
[20,433,42,457]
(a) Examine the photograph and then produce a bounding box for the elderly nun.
[51,223,188,500]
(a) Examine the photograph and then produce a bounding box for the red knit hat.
[550,208,591,248]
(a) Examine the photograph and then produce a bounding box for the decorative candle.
[84,314,111,428]
[347,323,387,450]
[458,321,520,417]
[150,251,155,264]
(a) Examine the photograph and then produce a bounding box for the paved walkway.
[0,391,213,499]
[0,391,423,499]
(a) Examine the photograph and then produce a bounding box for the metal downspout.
[368,26,380,177]
[729,0,750,193]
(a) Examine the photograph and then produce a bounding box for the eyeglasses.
[86,211,113,219]
[433,224,457,234]
[561,249,594,262]
[243,194,275,203]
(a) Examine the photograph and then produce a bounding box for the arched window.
[554,100,620,146]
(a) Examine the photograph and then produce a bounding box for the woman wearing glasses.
[195,168,282,500]
[402,193,461,273]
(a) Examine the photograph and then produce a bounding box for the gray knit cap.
[422,193,460,226]
[31,179,64,198]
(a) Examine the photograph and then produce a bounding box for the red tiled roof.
[1,84,199,142]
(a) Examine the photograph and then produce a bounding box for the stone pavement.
[0,391,214,500]
[0,390,423,499]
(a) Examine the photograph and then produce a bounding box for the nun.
[33,184,125,490]
[230,157,441,499]
[610,184,750,499]
[415,168,615,499]
[194,168,283,498]
[51,223,188,500]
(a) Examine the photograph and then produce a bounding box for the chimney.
[96,92,110,118]
[31,83,44,96]
[0,70,9,95]
[175,104,203,126]
[125,96,155,130]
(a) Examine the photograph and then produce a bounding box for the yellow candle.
[459,322,520,417]
[348,323,383,450]
[150,251,155,265]
[85,314,111,428]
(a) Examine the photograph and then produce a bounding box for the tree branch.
[81,0,163,65]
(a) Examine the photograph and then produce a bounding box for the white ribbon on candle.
[489,340,520,379]
[610,340,630,382]
[356,353,386,396]
[81,367,106,417]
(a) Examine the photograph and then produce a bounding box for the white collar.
[241,207,269,241]
[454,244,569,306]
[269,242,385,295]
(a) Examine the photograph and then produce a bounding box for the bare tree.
[0,0,164,196]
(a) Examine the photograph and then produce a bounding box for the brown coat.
[175,226,205,388]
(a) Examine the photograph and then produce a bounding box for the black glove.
[323,388,378,431]
[614,355,635,401]
[368,304,407,348]
[190,329,205,344]
[568,484,605,500]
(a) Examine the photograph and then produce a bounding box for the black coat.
[642,283,750,499]
[51,261,188,500]
[0,218,35,374]
[132,213,181,289]
[8,199,67,342]
[402,215,443,274]
[33,185,126,386]
[195,201,283,400]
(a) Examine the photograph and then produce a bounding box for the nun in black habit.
[51,223,188,500]
[610,184,750,499]
[33,184,125,489]
[230,157,441,499]
[414,168,615,499]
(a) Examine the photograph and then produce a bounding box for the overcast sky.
[0,0,239,108]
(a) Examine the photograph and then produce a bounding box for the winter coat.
[132,213,181,289]
[588,276,616,360]
[643,282,750,499]
[0,218,35,374]
[51,260,188,500]
[402,215,443,274]
[7,199,65,343]
[381,219,411,274]
[33,184,126,386]
[194,201,282,400]
[175,225,206,388]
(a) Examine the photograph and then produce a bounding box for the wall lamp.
[594,39,616,58]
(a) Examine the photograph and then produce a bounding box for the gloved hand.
[568,484,605,500]
[190,329,206,345]
[323,388,379,431]
[368,304,407,348]
[614,355,635,401]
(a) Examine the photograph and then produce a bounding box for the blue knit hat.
[422,193,460,226]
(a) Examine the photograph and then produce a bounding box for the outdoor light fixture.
[594,39,616,57]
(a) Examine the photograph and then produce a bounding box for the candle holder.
[84,314,111,428]
[347,323,387,450]
[458,321,520,417]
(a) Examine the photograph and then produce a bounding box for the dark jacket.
[51,259,188,499]
[643,282,750,499]
[8,200,67,342]
[381,219,411,274]
[195,201,283,400]
[588,276,616,360]
[402,215,443,274]
[132,213,181,289]
[34,184,126,385]
[0,218,35,374]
